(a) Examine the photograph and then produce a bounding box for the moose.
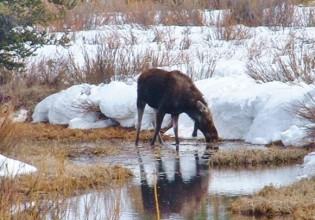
[135,68,218,146]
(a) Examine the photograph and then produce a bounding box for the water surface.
[67,141,302,220]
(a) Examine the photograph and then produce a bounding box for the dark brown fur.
[135,68,218,146]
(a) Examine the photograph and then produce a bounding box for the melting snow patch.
[0,154,37,177]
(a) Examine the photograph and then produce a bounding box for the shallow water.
[65,141,302,220]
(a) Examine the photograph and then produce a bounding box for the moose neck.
[186,108,201,123]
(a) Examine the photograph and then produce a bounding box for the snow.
[98,81,138,127]
[0,154,37,177]
[301,152,315,179]
[11,109,28,123]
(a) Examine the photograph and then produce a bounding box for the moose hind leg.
[153,109,164,144]
[135,100,146,146]
[151,109,165,146]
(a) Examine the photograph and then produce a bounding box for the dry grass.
[16,122,158,143]
[1,81,60,118]
[228,178,315,219]
[209,147,309,166]
[0,105,19,153]
[0,121,313,218]
[51,0,314,30]
[0,160,131,218]
[0,122,133,219]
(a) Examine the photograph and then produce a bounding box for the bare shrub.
[175,49,218,80]
[246,35,315,84]
[152,27,179,50]
[50,0,208,30]
[230,0,298,27]
[214,11,253,41]
[61,43,163,85]
[71,99,107,120]
[246,60,277,83]
[228,0,264,26]
[51,1,118,31]
[0,74,59,118]
[247,38,267,60]
[158,8,205,26]
[246,53,315,84]
[27,58,68,89]
[48,0,315,31]
[30,40,189,87]
[0,69,14,86]
[195,50,218,79]
[122,2,157,26]
[142,49,181,68]
[179,27,192,50]
[298,7,315,27]
[309,8,315,26]
[212,0,305,30]
[62,42,141,85]
[263,2,296,28]
[295,93,315,138]
[152,27,165,45]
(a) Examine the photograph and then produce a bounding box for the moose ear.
[197,101,208,113]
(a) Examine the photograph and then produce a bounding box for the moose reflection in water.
[138,150,211,219]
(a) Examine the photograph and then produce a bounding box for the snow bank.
[301,152,315,179]
[32,75,314,147]
[98,81,137,127]
[166,76,314,146]
[0,154,37,177]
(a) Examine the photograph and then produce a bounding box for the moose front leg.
[172,114,179,145]
[192,121,198,137]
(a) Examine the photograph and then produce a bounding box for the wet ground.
[65,141,303,220]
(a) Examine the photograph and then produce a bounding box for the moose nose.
[205,134,212,142]
[212,132,219,140]
[205,132,219,142]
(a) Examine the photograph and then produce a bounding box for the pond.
[60,141,302,220]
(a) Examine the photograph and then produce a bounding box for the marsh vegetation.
[1,0,315,219]
[0,120,313,219]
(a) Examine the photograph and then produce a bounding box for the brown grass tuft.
[228,178,315,219]
[209,147,308,166]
